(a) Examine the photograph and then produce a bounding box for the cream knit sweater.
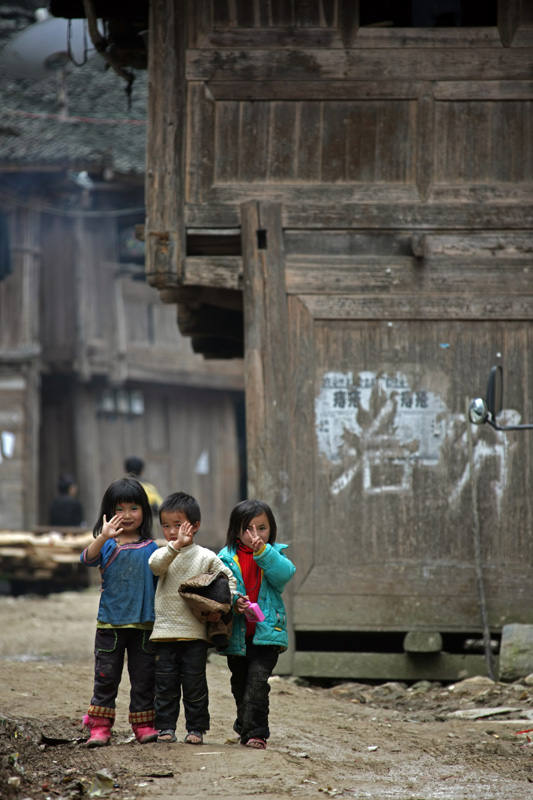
[149,540,237,641]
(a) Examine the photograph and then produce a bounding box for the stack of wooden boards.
[0,528,94,592]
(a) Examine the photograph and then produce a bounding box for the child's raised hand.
[101,514,123,540]
[172,520,195,550]
[245,524,264,552]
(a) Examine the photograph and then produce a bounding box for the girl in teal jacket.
[217,499,295,749]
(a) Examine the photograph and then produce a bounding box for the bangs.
[114,485,144,505]
[102,477,150,514]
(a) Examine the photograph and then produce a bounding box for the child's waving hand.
[101,513,124,540]
[171,520,195,551]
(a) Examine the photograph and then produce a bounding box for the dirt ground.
[1,590,533,800]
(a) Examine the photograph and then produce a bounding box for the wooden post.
[241,200,294,671]
[72,216,91,382]
[145,0,187,289]
[339,0,359,48]
[20,207,40,528]
[498,0,520,47]
[416,87,435,203]
[73,380,100,528]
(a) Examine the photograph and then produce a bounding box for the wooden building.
[0,6,244,549]
[50,0,533,680]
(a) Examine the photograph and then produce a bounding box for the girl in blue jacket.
[80,476,159,747]
[218,499,295,749]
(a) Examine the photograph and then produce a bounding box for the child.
[217,499,296,749]
[149,491,237,744]
[80,476,160,747]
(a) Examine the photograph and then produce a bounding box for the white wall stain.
[194,449,210,475]
[0,431,15,460]
[448,411,519,517]
[315,370,518,506]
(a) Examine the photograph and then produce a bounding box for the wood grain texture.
[241,201,291,514]
[292,651,491,681]
[145,0,186,287]
[187,48,531,83]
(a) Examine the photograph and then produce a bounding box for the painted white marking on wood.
[315,370,518,504]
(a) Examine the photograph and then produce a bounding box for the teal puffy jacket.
[217,542,296,655]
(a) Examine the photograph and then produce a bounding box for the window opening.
[359,0,497,28]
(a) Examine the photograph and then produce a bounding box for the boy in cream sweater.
[149,492,237,744]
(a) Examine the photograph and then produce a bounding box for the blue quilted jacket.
[217,542,295,655]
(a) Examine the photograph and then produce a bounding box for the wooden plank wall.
[39,210,243,389]
[70,381,241,551]
[37,206,244,530]
[144,0,533,677]
[0,207,41,529]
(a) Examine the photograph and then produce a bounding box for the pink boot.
[83,715,113,748]
[132,722,159,744]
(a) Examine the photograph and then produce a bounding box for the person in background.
[49,474,85,527]
[124,456,163,515]
[217,499,296,750]
[80,476,159,747]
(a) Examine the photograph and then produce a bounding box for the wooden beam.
[187,195,533,230]
[208,81,421,101]
[145,0,186,288]
[293,651,493,681]
[183,256,242,291]
[298,294,533,320]
[187,48,531,83]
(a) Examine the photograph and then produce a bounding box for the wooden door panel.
[290,307,533,631]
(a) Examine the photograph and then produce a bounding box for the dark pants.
[227,643,279,743]
[154,640,210,733]
[91,628,156,714]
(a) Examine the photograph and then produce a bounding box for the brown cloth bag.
[178,571,233,649]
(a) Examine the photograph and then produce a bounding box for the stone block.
[499,624,533,682]
[403,631,443,653]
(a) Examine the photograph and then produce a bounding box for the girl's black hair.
[93,476,153,540]
[225,499,277,551]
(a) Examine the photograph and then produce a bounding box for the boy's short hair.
[159,492,201,526]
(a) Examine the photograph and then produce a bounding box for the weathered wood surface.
[209,78,533,103]
[0,210,41,530]
[70,382,241,550]
[145,0,186,288]
[293,589,533,631]
[298,295,533,320]
[38,209,244,388]
[182,249,533,299]
[0,209,40,352]
[241,200,294,668]
[288,296,315,594]
[185,201,533,229]
[241,201,291,513]
[285,257,533,296]
[0,529,93,588]
[187,48,532,83]
[293,651,492,681]
[141,1,533,678]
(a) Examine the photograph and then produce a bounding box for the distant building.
[0,5,244,549]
